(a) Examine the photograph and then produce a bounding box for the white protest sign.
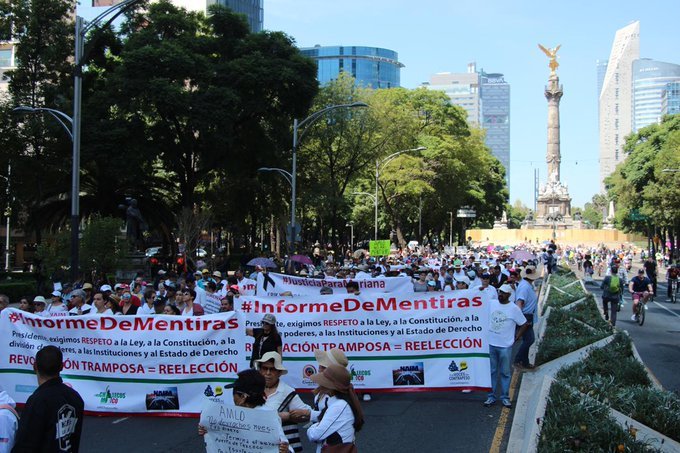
[238,289,491,391]
[0,309,247,415]
[200,398,281,453]
[256,272,412,297]
[237,278,257,296]
[204,293,222,315]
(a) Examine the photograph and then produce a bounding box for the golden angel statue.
[538,44,561,75]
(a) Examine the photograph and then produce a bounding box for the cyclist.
[629,269,653,321]
[667,263,680,302]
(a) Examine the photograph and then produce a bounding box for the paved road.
[80,389,508,452]
[585,276,680,393]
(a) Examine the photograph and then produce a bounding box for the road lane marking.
[112,417,129,424]
[652,301,680,319]
[489,370,519,453]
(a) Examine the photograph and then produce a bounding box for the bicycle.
[632,291,650,326]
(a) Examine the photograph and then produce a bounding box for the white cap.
[100,284,112,292]
[51,290,61,298]
[499,284,514,294]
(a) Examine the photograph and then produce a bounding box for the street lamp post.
[447,211,453,246]
[375,147,426,241]
[289,102,368,253]
[1,164,10,272]
[346,222,354,250]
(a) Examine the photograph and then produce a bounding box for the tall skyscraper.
[481,71,511,183]
[632,59,680,131]
[662,81,680,116]
[422,63,511,184]
[299,45,403,89]
[598,21,639,191]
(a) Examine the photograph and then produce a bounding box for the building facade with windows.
[598,21,639,191]
[170,0,263,32]
[632,59,680,131]
[422,63,511,184]
[662,81,680,116]
[300,45,403,89]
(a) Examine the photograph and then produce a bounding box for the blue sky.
[81,0,679,208]
[263,0,679,208]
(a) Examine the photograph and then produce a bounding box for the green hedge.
[538,381,650,452]
[556,333,680,442]
[535,309,611,365]
[569,295,611,331]
[0,281,38,302]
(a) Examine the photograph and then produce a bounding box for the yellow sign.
[369,240,391,257]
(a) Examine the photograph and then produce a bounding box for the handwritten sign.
[200,398,281,453]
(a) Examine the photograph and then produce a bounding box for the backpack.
[608,275,621,294]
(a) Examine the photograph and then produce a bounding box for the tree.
[607,114,680,257]
[507,200,531,229]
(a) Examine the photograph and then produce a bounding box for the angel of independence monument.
[523,44,576,231]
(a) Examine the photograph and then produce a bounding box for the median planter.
[509,268,680,452]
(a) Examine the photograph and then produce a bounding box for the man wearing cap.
[477,273,498,300]
[256,352,310,452]
[82,283,94,306]
[46,291,68,318]
[484,284,529,408]
[452,260,466,282]
[32,296,48,317]
[197,269,214,290]
[246,314,282,368]
[68,289,93,316]
[513,266,539,370]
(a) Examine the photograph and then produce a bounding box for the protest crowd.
[0,238,676,452]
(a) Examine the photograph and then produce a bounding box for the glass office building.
[300,46,403,89]
[632,58,680,131]
[481,72,511,184]
[207,0,263,32]
[662,81,680,116]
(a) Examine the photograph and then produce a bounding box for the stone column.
[545,75,564,182]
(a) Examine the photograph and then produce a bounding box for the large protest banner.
[0,309,247,416]
[256,272,412,297]
[239,289,491,391]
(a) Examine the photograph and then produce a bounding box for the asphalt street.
[79,389,507,452]
[585,277,680,393]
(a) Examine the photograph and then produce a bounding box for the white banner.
[0,309,247,416]
[239,289,491,391]
[256,272,413,297]
[200,398,280,453]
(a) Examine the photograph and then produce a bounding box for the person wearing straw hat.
[197,369,292,453]
[32,296,47,316]
[306,364,364,453]
[513,266,538,371]
[247,314,283,368]
[256,352,310,452]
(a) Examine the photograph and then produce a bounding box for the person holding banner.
[247,314,283,368]
[256,352,310,452]
[306,364,363,453]
[198,369,291,453]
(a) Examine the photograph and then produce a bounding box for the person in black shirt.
[13,345,84,452]
[246,313,283,368]
[643,256,658,296]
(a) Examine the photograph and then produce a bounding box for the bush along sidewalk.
[530,268,680,451]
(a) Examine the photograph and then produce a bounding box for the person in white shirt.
[256,352,310,452]
[46,291,69,317]
[306,364,364,453]
[32,296,48,317]
[477,273,499,300]
[137,288,157,315]
[68,290,93,316]
[484,284,529,409]
[90,292,113,316]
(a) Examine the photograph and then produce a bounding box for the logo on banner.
[448,360,471,382]
[145,387,180,410]
[350,365,371,385]
[94,386,126,406]
[392,362,425,386]
[302,364,317,385]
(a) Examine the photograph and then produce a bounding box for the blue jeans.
[488,345,512,400]
[514,314,535,366]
